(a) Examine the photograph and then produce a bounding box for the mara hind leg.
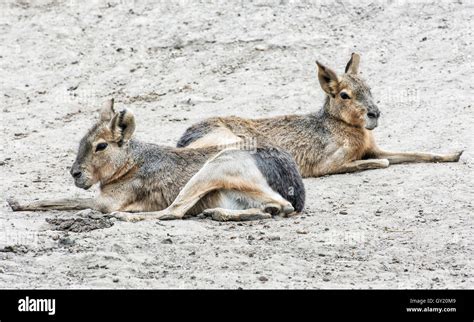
[7,197,101,212]
[370,149,463,165]
[113,185,293,223]
[113,150,294,222]
[200,189,295,222]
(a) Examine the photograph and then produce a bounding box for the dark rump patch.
[176,120,218,147]
[252,147,305,212]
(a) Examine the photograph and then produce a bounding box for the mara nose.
[367,112,377,118]
[367,110,380,119]
[71,170,82,179]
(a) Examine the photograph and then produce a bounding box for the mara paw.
[6,198,21,211]
[451,150,464,162]
[111,211,144,222]
[263,202,294,217]
[378,159,390,168]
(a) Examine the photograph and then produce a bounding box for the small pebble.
[259,276,268,282]
[58,237,74,246]
[161,238,173,244]
[255,44,268,51]
[339,210,348,215]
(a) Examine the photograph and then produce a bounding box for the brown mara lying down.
[8,99,305,222]
[177,53,463,178]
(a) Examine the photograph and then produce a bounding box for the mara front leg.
[201,207,272,221]
[371,149,463,165]
[326,159,390,175]
[7,197,103,212]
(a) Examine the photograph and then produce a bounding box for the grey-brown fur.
[177,53,463,177]
[9,99,305,222]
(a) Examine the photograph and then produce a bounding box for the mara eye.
[95,142,108,152]
[340,92,351,100]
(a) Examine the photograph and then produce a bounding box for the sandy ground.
[0,0,473,289]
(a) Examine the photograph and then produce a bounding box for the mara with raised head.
[177,53,463,177]
[9,99,305,222]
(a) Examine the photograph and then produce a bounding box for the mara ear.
[108,109,136,145]
[316,61,340,97]
[345,53,360,74]
[100,98,115,122]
